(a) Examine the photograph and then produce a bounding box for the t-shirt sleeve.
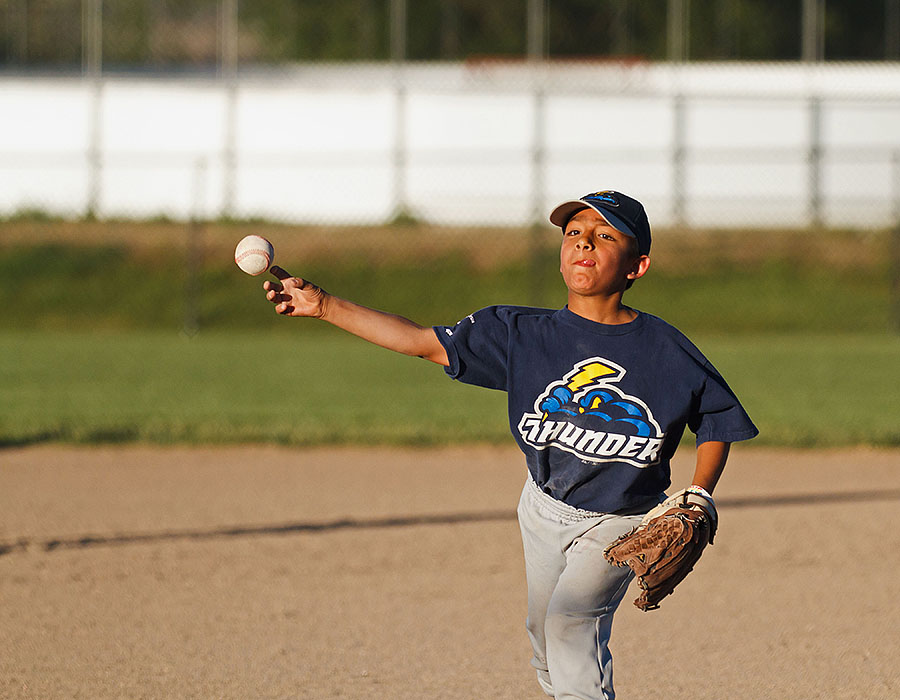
[433,306,512,391]
[689,361,759,445]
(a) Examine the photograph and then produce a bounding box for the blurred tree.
[548,0,659,60]
[721,0,803,60]
[102,1,218,68]
[825,0,893,60]
[440,0,461,58]
[406,0,526,60]
[241,0,388,61]
[0,0,897,68]
[0,0,81,66]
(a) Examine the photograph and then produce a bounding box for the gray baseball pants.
[517,478,650,700]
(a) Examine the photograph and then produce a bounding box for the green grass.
[626,260,894,335]
[0,244,535,332]
[0,241,896,335]
[1,232,898,448]
[692,333,900,447]
[0,330,509,447]
[2,330,898,448]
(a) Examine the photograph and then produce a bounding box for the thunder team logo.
[517,358,665,468]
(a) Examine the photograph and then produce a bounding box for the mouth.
[573,259,596,267]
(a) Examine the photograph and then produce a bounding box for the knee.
[544,609,581,646]
[544,603,617,650]
[525,613,545,646]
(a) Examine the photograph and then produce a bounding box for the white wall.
[1,62,899,228]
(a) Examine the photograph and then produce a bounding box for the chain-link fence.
[4,62,900,226]
[1,0,899,334]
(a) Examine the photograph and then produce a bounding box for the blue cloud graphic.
[539,384,652,436]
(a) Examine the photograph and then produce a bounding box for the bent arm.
[263,266,449,366]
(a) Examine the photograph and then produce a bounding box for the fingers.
[263,279,299,315]
[269,265,292,281]
[264,267,302,294]
[266,289,291,304]
[260,267,324,318]
[264,275,313,302]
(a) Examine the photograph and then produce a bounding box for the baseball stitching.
[235,248,271,264]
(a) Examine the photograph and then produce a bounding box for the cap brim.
[549,200,636,240]
[549,201,588,227]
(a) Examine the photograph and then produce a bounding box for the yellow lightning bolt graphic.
[542,361,619,422]
[565,361,618,392]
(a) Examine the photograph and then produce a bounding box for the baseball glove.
[603,487,717,612]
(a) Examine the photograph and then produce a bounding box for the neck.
[567,294,636,325]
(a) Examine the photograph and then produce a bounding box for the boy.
[262,190,758,700]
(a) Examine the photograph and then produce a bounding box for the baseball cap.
[549,190,652,256]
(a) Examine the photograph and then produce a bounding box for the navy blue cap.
[549,190,652,256]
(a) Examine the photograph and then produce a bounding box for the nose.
[574,232,594,250]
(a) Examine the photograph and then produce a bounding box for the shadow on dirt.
[4,488,900,557]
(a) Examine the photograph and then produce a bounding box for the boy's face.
[559,208,650,298]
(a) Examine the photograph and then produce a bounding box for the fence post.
[83,0,102,218]
[184,158,208,337]
[527,0,546,227]
[891,223,900,333]
[528,83,548,307]
[802,0,825,229]
[527,0,548,306]
[802,0,825,62]
[668,0,688,229]
[527,0,547,60]
[390,0,408,220]
[892,150,900,332]
[81,0,102,76]
[667,0,689,62]
[672,91,686,227]
[894,149,900,223]
[219,0,239,219]
[808,95,823,228]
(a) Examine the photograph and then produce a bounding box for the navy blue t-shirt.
[434,306,758,513]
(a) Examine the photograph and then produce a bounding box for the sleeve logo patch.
[516,358,664,467]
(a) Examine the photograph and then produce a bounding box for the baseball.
[234,235,274,276]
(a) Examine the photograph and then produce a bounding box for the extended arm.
[263,266,449,366]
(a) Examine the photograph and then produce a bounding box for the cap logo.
[584,190,619,207]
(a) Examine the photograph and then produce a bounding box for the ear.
[627,255,651,281]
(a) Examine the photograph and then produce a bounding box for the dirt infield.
[2,445,899,699]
